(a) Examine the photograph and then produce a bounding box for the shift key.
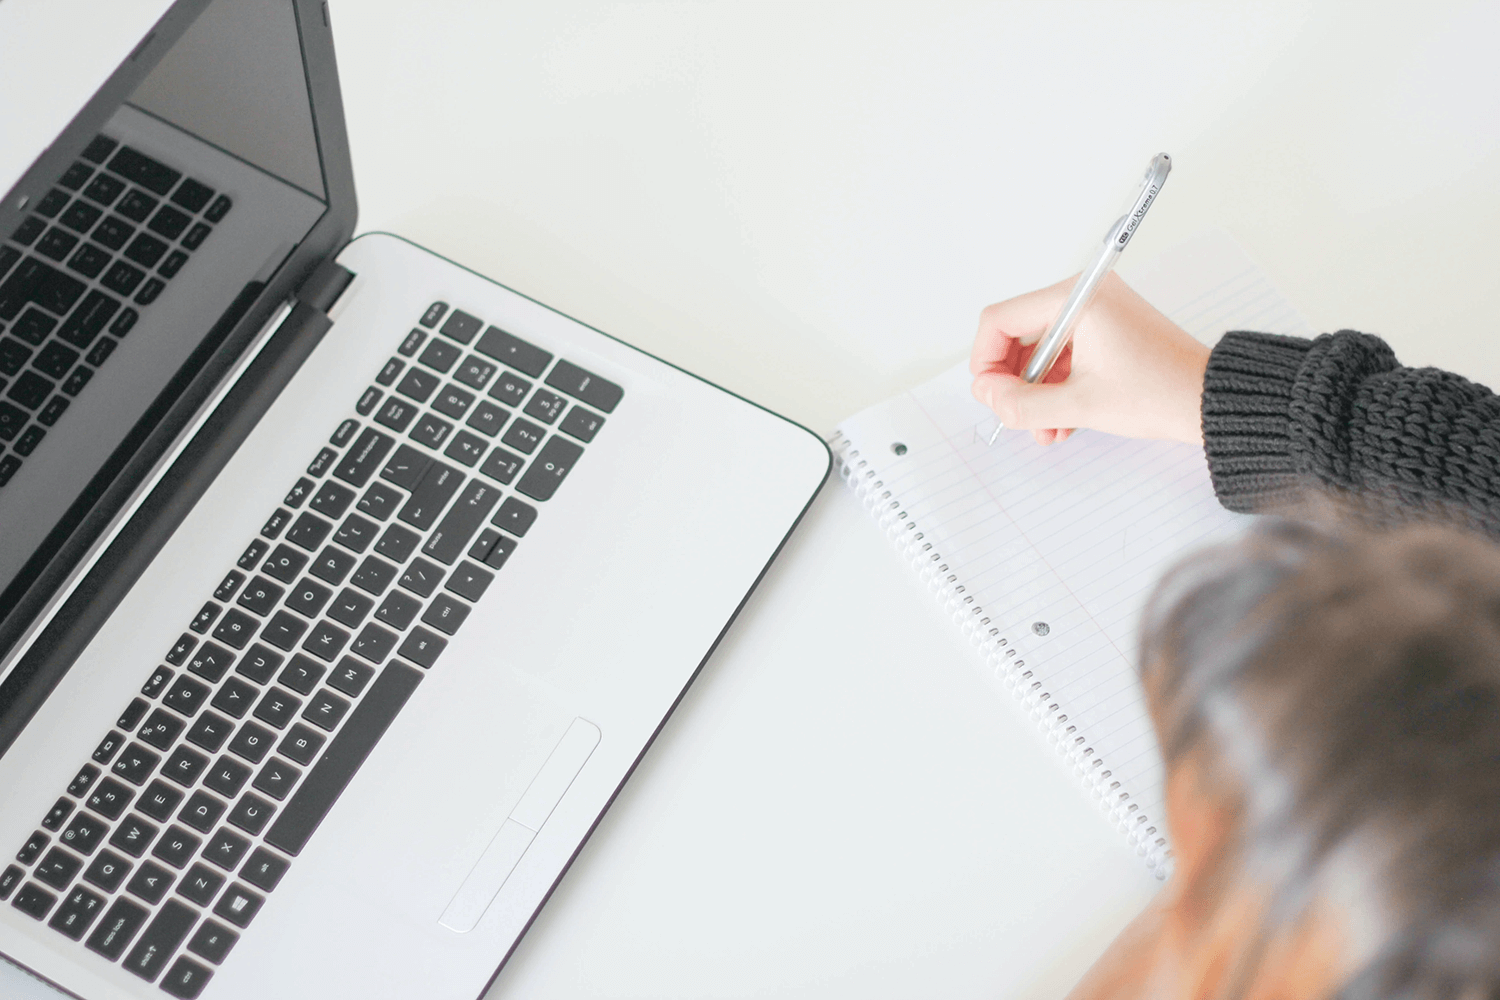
[423,481,502,565]
[398,462,464,530]
[333,429,395,488]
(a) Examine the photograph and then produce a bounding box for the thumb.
[972,372,1084,431]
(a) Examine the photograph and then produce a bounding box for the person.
[968,276,1500,999]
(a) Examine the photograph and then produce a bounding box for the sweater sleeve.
[1201,330,1500,531]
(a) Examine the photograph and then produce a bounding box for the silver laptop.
[0,2,829,997]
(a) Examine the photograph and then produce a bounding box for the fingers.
[971,371,1089,432]
[970,276,1076,376]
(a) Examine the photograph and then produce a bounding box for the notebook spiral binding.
[829,431,1172,878]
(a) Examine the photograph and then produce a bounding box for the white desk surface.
[7,3,1499,998]
[340,4,1499,999]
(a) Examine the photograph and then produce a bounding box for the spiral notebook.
[830,230,1312,874]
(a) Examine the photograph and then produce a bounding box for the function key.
[419,301,448,328]
[118,698,151,731]
[107,146,181,196]
[143,665,174,698]
[559,405,603,442]
[260,508,291,539]
[171,178,215,213]
[11,215,45,245]
[545,359,623,413]
[439,309,482,344]
[81,136,118,163]
[92,730,126,764]
[398,329,426,356]
[204,194,233,223]
[167,634,198,665]
[67,765,102,798]
[284,477,315,508]
[188,918,238,965]
[41,797,76,831]
[189,601,223,633]
[111,307,138,338]
[474,326,552,378]
[213,570,246,603]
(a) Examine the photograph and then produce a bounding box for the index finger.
[970,276,1076,376]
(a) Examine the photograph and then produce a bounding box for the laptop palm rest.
[439,717,601,933]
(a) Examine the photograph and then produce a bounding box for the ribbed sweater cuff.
[1201,331,1314,513]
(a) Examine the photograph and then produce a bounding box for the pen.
[986,152,1172,446]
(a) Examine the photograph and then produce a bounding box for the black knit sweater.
[1202,331,1500,533]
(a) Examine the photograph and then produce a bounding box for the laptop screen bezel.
[0,0,358,753]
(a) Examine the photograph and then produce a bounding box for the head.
[1134,519,1500,1000]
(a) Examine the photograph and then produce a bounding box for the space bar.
[264,662,424,856]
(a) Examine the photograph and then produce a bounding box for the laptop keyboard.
[0,135,232,487]
[1,302,620,998]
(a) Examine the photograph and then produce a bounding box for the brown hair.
[1141,519,1500,999]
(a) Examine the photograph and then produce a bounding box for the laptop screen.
[0,0,330,628]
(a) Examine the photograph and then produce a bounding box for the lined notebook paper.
[831,230,1312,873]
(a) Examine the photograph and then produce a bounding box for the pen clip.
[1114,153,1171,251]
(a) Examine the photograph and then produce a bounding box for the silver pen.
[986,153,1172,445]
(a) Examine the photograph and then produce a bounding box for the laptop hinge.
[297,258,356,314]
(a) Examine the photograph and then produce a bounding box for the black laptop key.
[523,389,566,424]
[380,443,431,490]
[546,359,624,413]
[475,326,552,377]
[278,723,327,766]
[493,496,538,537]
[374,590,420,631]
[158,249,189,278]
[0,257,45,321]
[126,859,174,904]
[485,369,531,408]
[399,627,448,667]
[12,882,55,920]
[162,746,210,787]
[328,656,375,699]
[68,242,111,279]
[8,370,53,410]
[333,427,394,488]
[432,383,474,419]
[357,481,403,521]
[446,562,495,602]
[453,354,497,390]
[443,429,488,467]
[331,418,360,448]
[101,816,155,856]
[34,341,79,379]
[186,711,234,754]
[376,357,404,386]
[101,259,145,296]
[0,866,22,900]
[516,435,585,501]
[49,885,105,940]
[92,212,133,248]
[500,417,544,454]
[204,828,250,871]
[307,445,337,477]
[13,307,58,347]
[61,364,94,396]
[235,542,268,574]
[186,641,233,682]
[228,721,275,764]
[205,193,233,223]
[181,222,212,251]
[213,882,265,929]
[82,136,118,163]
[212,570,245,602]
[17,831,49,865]
[34,847,82,890]
[350,555,397,596]
[236,644,283,684]
[0,337,31,376]
[227,794,275,837]
[371,524,418,565]
[139,710,184,751]
[277,654,326,694]
[163,675,210,717]
[436,307,481,344]
[259,609,307,652]
[398,460,464,530]
[328,587,374,629]
[419,337,462,376]
[349,622,398,663]
[178,864,224,907]
[86,895,149,959]
[399,557,443,597]
[423,480,501,565]
[60,161,94,190]
[36,189,71,218]
[253,688,302,730]
[422,595,470,636]
[396,366,439,404]
[83,850,131,893]
[93,729,126,764]
[42,797,75,831]
[398,330,427,358]
[0,402,26,440]
[253,758,302,800]
[211,608,259,649]
[86,778,134,820]
[60,199,103,232]
[301,689,350,732]
[10,217,45,248]
[143,665,174,698]
[465,398,508,437]
[187,919,237,965]
[178,792,226,834]
[285,511,332,551]
[262,543,308,583]
[356,386,383,416]
[210,677,257,720]
[285,578,331,618]
[61,812,108,855]
[310,545,358,586]
[37,227,78,261]
[137,782,184,823]
[0,455,21,484]
[171,178,215,212]
[374,396,418,434]
[67,765,101,798]
[418,302,448,329]
[482,533,517,570]
[114,742,163,784]
[117,699,152,735]
[123,231,168,268]
[124,899,197,983]
[190,600,222,633]
[302,621,350,662]
[0,244,16,278]
[264,661,423,856]
[203,757,251,799]
[108,147,181,195]
[334,513,379,553]
[14,425,45,456]
[134,277,165,305]
[110,304,136,336]
[161,956,214,998]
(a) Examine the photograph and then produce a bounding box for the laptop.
[0,2,829,997]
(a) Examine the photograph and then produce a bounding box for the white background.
[335,3,1500,999]
[6,2,1500,998]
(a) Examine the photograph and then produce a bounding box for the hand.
[970,273,1210,446]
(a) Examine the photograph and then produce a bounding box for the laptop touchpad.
[439,717,601,933]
